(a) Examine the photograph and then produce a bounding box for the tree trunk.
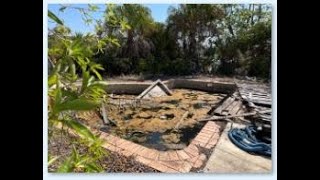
[251,4,255,25]
[258,5,262,21]
[189,31,198,72]
[228,5,235,36]
[247,4,252,24]
[126,29,134,57]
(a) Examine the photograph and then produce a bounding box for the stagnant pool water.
[77,89,226,151]
[100,121,206,151]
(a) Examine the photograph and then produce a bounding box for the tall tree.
[167,4,225,72]
[100,4,156,72]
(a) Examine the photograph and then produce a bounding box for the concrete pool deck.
[203,123,272,173]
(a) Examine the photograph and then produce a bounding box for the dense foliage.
[48,4,129,172]
[95,4,271,79]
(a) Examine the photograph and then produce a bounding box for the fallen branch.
[101,102,109,125]
[172,111,189,132]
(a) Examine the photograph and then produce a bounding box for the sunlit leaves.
[56,143,103,173]
[57,155,74,172]
[88,62,104,80]
[48,155,60,166]
[59,6,67,12]
[88,4,99,12]
[48,10,63,25]
[48,74,57,87]
[62,119,96,142]
[120,19,131,31]
[48,4,126,173]
[56,98,99,112]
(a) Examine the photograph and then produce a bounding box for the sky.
[48,4,178,34]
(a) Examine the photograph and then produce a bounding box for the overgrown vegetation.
[48,4,129,172]
[94,4,271,79]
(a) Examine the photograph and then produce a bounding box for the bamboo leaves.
[47,5,118,173]
[48,10,63,25]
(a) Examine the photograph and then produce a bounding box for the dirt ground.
[48,128,159,173]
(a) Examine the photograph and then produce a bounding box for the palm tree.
[101,4,156,72]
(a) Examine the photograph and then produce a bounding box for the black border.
[4,1,293,179]
[6,1,43,179]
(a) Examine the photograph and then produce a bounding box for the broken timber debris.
[199,110,271,122]
[172,111,189,132]
[101,102,110,124]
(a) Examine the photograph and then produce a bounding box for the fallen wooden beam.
[199,110,272,122]
[172,111,189,131]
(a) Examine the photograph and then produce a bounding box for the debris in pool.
[162,133,181,143]
[163,143,187,150]
[161,99,181,104]
[85,89,227,150]
[137,79,172,99]
[160,113,175,120]
[193,102,205,109]
[162,104,176,110]
[187,112,194,118]
[131,136,147,143]
[137,112,152,119]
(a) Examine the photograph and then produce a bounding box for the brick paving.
[100,121,221,173]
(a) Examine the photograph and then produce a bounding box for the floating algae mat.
[78,89,227,151]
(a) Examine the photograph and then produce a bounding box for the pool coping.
[99,121,221,173]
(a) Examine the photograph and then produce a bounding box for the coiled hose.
[228,125,271,157]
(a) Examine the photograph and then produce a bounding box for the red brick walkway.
[99,121,221,173]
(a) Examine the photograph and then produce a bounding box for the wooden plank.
[241,90,270,94]
[241,93,271,102]
[250,99,272,106]
[172,111,189,131]
[225,100,238,115]
[241,92,271,98]
[249,96,272,101]
[101,102,110,124]
[229,100,243,115]
[259,114,272,119]
[236,108,246,122]
[237,86,271,96]
[199,110,271,122]
[241,96,272,106]
[254,106,271,112]
[213,96,235,115]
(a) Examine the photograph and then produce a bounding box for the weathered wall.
[173,79,236,94]
[105,79,236,95]
[105,83,150,95]
[163,80,175,89]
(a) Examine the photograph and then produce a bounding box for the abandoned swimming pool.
[79,88,227,151]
